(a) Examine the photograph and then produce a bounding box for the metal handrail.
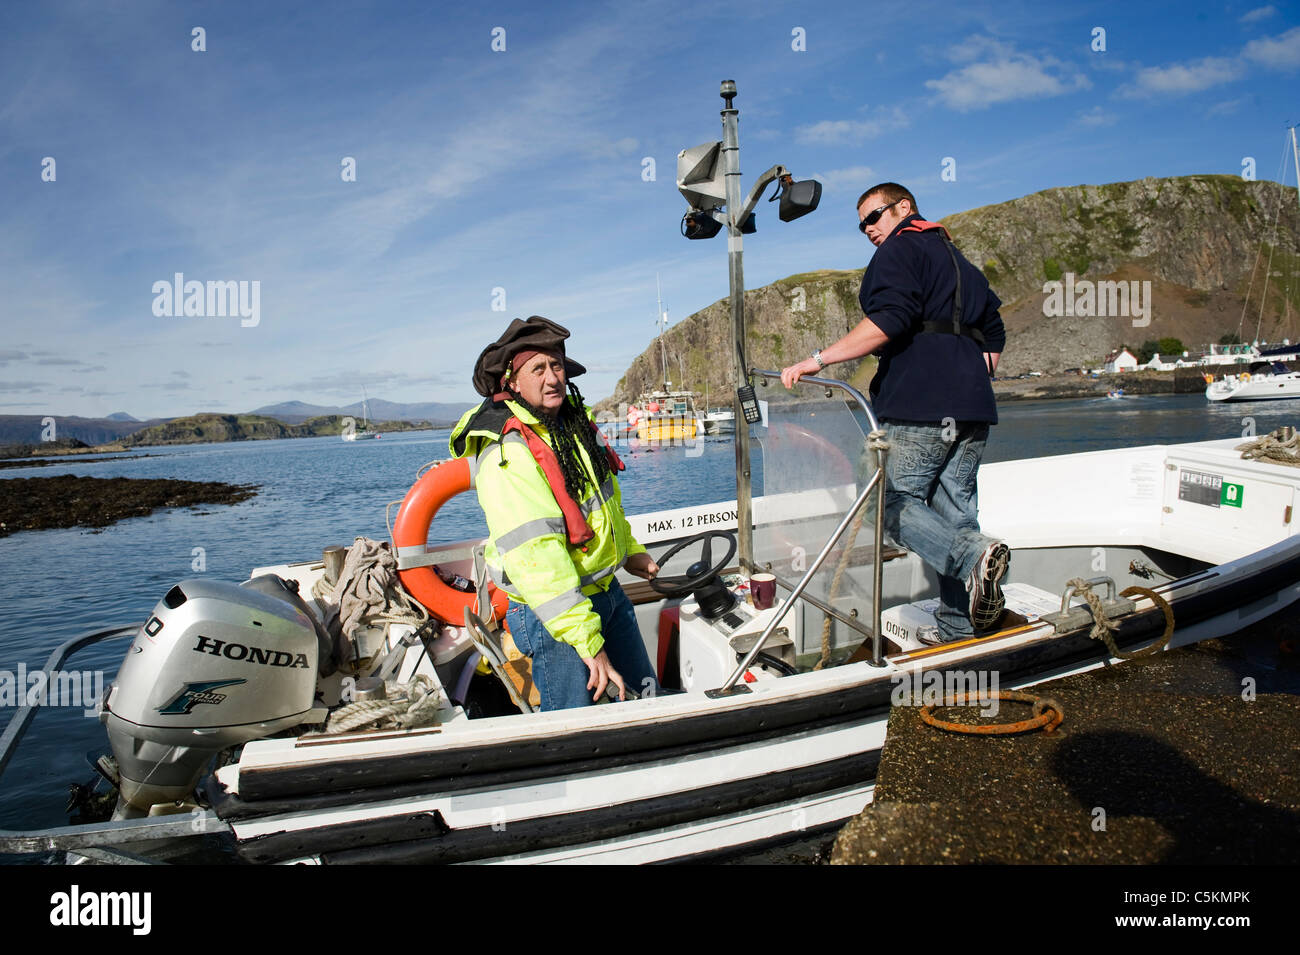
[750,370,882,433]
[0,624,231,854]
[713,371,889,693]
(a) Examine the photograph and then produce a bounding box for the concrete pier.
[832,626,1300,864]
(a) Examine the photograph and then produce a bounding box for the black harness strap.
[917,233,993,377]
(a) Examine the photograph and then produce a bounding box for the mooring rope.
[323,674,442,734]
[1235,426,1300,467]
[1065,577,1175,661]
[814,429,889,670]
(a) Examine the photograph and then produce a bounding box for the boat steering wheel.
[648,530,738,600]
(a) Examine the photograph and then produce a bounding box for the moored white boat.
[702,408,736,434]
[1206,361,1300,401]
[6,87,1300,868]
[5,373,1300,865]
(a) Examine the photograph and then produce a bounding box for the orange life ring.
[393,458,509,625]
[1241,373,1252,382]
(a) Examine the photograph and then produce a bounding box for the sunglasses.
[859,199,900,233]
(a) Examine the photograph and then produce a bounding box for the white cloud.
[926,39,1091,111]
[808,166,876,194]
[947,35,1013,63]
[1243,25,1300,70]
[1127,57,1241,96]
[1205,98,1244,117]
[1078,106,1115,127]
[1239,5,1277,24]
[794,109,907,144]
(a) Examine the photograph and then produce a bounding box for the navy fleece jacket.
[859,214,1006,424]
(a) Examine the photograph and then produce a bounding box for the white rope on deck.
[1236,426,1300,467]
[323,675,443,734]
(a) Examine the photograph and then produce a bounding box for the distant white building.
[1144,352,1185,371]
[1103,348,1139,373]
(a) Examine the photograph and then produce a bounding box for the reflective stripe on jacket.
[448,397,646,658]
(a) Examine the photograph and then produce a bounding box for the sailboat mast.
[1292,125,1300,208]
[656,273,669,390]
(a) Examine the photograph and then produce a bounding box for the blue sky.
[2,0,1298,419]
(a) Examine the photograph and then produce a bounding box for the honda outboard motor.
[103,576,323,815]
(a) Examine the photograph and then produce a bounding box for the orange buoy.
[393,458,509,624]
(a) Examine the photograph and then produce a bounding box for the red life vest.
[499,412,625,547]
[898,218,951,238]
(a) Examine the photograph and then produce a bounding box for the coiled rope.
[324,674,443,734]
[1236,426,1300,467]
[312,536,430,632]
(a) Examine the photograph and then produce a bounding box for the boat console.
[677,591,798,690]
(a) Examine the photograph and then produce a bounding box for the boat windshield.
[750,377,880,666]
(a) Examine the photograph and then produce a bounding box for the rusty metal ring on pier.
[919,691,1064,735]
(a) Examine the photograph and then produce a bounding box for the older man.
[450,316,661,708]
[780,182,1009,643]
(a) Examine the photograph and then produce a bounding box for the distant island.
[0,413,444,459]
[0,396,477,451]
[116,412,434,447]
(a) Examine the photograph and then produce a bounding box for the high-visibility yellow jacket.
[449,397,646,658]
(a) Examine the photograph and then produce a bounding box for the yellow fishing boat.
[631,388,700,442]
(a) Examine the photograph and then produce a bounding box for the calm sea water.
[0,393,1294,837]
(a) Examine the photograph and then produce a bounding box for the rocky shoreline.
[992,368,1207,402]
[0,475,260,537]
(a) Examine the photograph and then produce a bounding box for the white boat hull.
[1206,370,1300,401]
[7,436,1300,864]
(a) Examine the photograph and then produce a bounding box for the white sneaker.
[967,541,1010,632]
[917,626,953,647]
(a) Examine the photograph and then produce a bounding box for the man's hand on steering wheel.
[625,551,659,580]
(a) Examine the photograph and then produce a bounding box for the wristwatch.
[812,349,826,370]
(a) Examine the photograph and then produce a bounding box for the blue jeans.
[506,579,662,711]
[881,422,994,641]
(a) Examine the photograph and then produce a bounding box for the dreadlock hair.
[513,379,613,502]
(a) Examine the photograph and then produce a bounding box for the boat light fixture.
[681,208,723,240]
[777,177,822,222]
